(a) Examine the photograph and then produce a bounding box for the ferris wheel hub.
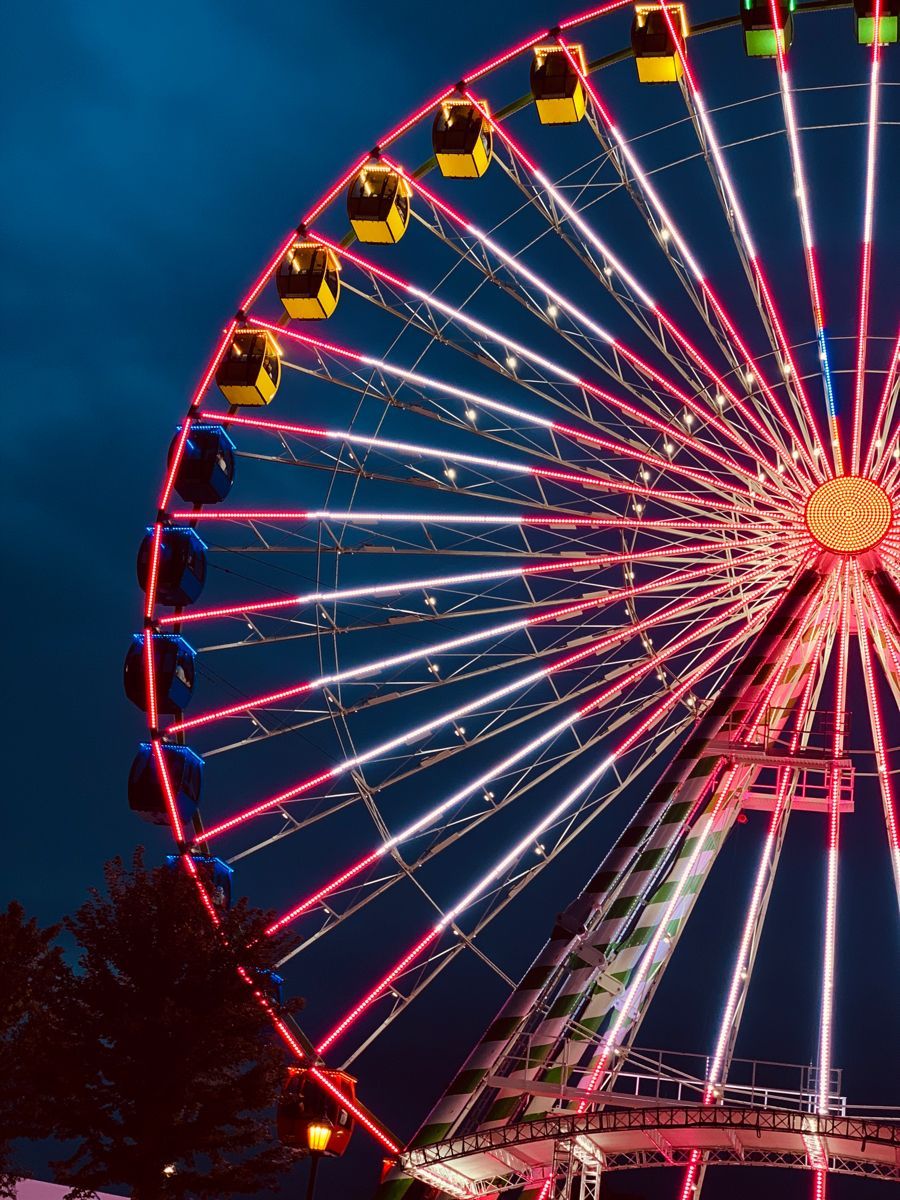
[804,476,893,554]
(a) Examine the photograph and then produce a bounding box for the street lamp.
[305,1118,333,1200]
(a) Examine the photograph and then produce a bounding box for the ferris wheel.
[127,0,900,1196]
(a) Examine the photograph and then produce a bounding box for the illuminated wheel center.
[804,476,893,554]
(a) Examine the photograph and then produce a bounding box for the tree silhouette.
[0,902,67,1198]
[51,851,303,1200]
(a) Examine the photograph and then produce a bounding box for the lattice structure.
[402,1106,900,1192]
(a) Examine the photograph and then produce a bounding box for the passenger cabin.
[531,44,588,124]
[347,165,412,244]
[253,967,285,1007]
[631,3,689,81]
[215,328,281,407]
[432,99,493,178]
[165,853,233,907]
[137,527,207,607]
[741,0,794,56]
[854,0,899,42]
[129,743,203,826]
[277,242,341,319]
[277,1068,357,1157]
[170,425,236,505]
[123,633,196,715]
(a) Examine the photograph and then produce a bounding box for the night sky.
[3,2,899,1198]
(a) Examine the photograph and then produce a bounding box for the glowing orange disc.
[804,476,893,554]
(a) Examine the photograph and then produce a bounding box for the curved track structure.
[129,2,900,1196]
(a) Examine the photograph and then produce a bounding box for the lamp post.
[305,1118,333,1200]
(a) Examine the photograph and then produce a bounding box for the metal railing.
[498,1044,850,1115]
[607,1047,846,1115]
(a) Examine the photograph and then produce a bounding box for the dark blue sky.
[2,0,552,917]
[3,3,899,1198]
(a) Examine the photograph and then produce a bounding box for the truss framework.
[402,1105,900,1194]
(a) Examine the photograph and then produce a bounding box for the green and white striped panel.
[405,757,687,1148]
[381,570,823,1200]
[865,577,900,707]
[473,772,697,1130]
[518,764,748,1122]
[504,573,827,1125]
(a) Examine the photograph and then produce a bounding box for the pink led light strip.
[147,740,402,1154]
[314,601,781,1057]
[171,509,780,531]
[263,583,783,936]
[366,0,632,149]
[569,567,824,1126]
[251,248,799,500]
[765,0,841,472]
[311,229,794,498]
[811,564,852,1199]
[203,875,406,1156]
[203,379,782,515]
[653,0,832,475]
[198,551,803,845]
[549,40,820,483]
[206,353,767,506]
[385,150,807,492]
[678,574,837,1200]
[851,0,885,475]
[167,546,773,735]
[866,578,900,683]
[160,524,795,631]
[855,568,900,910]
[869,328,900,481]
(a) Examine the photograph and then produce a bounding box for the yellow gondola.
[214,328,281,407]
[277,241,341,320]
[432,99,493,178]
[631,3,689,82]
[531,44,588,124]
[347,164,412,244]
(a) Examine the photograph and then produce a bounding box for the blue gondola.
[169,424,236,505]
[137,527,208,607]
[254,967,285,1007]
[129,743,203,826]
[123,633,196,714]
[165,853,233,906]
